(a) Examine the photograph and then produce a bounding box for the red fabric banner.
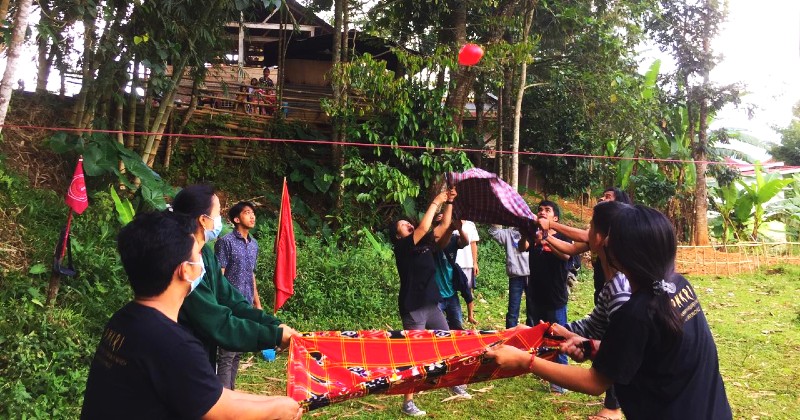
[273,178,296,314]
[65,157,89,214]
[287,324,562,411]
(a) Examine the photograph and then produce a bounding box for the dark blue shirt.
[215,230,259,304]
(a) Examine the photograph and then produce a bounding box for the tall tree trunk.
[126,60,140,149]
[71,15,97,128]
[496,85,504,179]
[166,78,200,169]
[0,0,34,134]
[443,0,468,130]
[59,66,66,97]
[501,67,515,179]
[36,38,56,93]
[693,111,710,244]
[116,96,126,187]
[141,71,153,153]
[692,15,712,246]
[330,0,346,216]
[0,0,12,54]
[142,62,187,166]
[511,1,536,191]
[474,81,485,168]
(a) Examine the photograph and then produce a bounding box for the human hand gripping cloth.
[287,323,562,411]
[446,168,536,231]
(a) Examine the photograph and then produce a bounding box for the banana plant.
[737,162,794,240]
[614,59,663,189]
[769,174,800,240]
[710,181,751,242]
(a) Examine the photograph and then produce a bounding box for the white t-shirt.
[454,221,479,268]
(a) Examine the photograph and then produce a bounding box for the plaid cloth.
[287,323,562,410]
[447,168,536,231]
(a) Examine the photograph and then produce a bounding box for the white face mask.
[184,261,206,294]
[203,215,223,242]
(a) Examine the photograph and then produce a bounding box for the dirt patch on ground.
[1,92,72,191]
[557,198,593,226]
[0,93,72,273]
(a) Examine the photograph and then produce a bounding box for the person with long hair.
[172,185,299,373]
[487,205,731,419]
[549,201,631,420]
[390,188,471,416]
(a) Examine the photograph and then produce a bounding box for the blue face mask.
[184,261,206,294]
[203,215,223,242]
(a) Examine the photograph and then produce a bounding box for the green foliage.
[322,53,472,220]
[0,160,130,418]
[770,111,800,166]
[109,186,135,226]
[46,131,175,211]
[737,163,794,240]
[710,163,794,242]
[341,159,419,205]
[771,174,800,241]
[521,28,661,197]
[709,182,749,243]
[288,158,335,195]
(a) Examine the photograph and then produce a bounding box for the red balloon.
[458,43,484,66]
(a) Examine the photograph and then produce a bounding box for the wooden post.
[238,12,245,68]
[46,210,73,307]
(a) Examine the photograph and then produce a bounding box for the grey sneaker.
[401,400,426,417]
[449,385,473,399]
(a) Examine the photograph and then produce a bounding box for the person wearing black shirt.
[487,205,731,420]
[81,211,301,419]
[519,200,572,394]
[390,188,460,417]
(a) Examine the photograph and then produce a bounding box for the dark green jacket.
[178,244,283,366]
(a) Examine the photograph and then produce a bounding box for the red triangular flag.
[273,178,296,314]
[65,157,89,214]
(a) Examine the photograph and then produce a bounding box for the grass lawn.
[236,264,800,419]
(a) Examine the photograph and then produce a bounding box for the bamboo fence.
[675,242,800,276]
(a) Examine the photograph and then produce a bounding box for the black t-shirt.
[527,232,571,309]
[592,274,731,420]
[592,258,604,305]
[393,232,442,315]
[81,302,223,419]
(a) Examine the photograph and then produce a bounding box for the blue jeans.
[526,304,568,366]
[505,276,527,328]
[438,295,464,330]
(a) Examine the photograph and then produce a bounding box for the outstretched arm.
[539,218,589,243]
[485,345,612,396]
[203,388,302,420]
[452,219,470,249]
[433,188,458,246]
[471,240,479,277]
[413,191,449,245]
[545,235,589,256]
